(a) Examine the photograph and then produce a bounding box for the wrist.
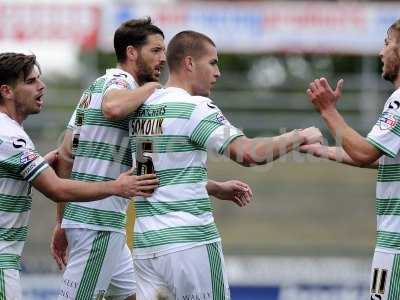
[289,129,306,146]
[108,180,120,197]
[207,180,219,197]
[320,107,339,121]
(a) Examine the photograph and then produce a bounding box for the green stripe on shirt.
[0,253,21,270]
[64,203,126,230]
[0,194,31,213]
[75,140,132,166]
[135,198,212,218]
[134,222,220,249]
[157,167,208,187]
[0,226,28,241]
[377,231,400,250]
[367,137,396,158]
[377,198,400,215]
[378,164,400,182]
[131,135,206,153]
[191,112,221,147]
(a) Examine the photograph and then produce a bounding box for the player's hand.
[143,82,162,93]
[50,224,68,271]
[44,149,59,168]
[298,143,329,158]
[213,180,252,207]
[307,77,344,113]
[298,127,323,145]
[114,171,159,198]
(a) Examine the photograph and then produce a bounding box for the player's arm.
[299,143,379,169]
[320,110,381,165]
[226,127,323,167]
[35,131,157,202]
[102,82,160,120]
[50,130,74,269]
[53,129,74,223]
[307,78,383,167]
[206,180,252,207]
[187,98,323,168]
[32,167,156,203]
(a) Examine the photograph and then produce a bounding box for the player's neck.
[0,103,25,124]
[394,75,400,90]
[116,63,141,86]
[165,74,194,95]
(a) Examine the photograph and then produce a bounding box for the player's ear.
[0,84,13,101]
[183,56,194,72]
[126,46,139,62]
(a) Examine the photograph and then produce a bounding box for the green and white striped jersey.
[0,112,48,269]
[61,68,138,234]
[367,88,400,253]
[129,87,244,259]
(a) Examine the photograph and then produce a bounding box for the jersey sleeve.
[367,109,400,158]
[187,98,244,155]
[0,139,49,182]
[66,107,77,130]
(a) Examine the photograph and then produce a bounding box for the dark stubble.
[136,52,158,85]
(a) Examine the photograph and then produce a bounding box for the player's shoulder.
[146,87,189,104]
[103,68,137,89]
[385,88,400,111]
[0,114,32,149]
[190,95,220,111]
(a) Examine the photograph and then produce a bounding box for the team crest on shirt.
[216,112,226,124]
[20,149,39,164]
[377,112,398,130]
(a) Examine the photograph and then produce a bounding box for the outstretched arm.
[307,78,382,166]
[299,143,378,169]
[226,127,323,167]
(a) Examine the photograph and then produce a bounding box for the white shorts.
[370,250,400,300]
[58,229,136,300]
[0,269,21,300]
[134,242,230,300]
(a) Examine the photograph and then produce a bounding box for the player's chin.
[31,106,42,114]
[152,72,161,81]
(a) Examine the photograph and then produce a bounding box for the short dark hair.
[167,30,216,73]
[114,17,164,63]
[0,52,39,87]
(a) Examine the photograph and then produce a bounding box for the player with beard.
[52,18,163,300]
[52,18,252,300]
[300,19,400,300]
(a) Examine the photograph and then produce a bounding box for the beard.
[382,53,400,83]
[136,54,158,85]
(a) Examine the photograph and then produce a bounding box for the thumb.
[334,79,344,97]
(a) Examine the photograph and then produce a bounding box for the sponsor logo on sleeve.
[12,138,26,149]
[207,101,217,109]
[20,149,39,165]
[377,112,397,130]
[108,78,130,89]
[389,100,400,110]
[113,73,128,78]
